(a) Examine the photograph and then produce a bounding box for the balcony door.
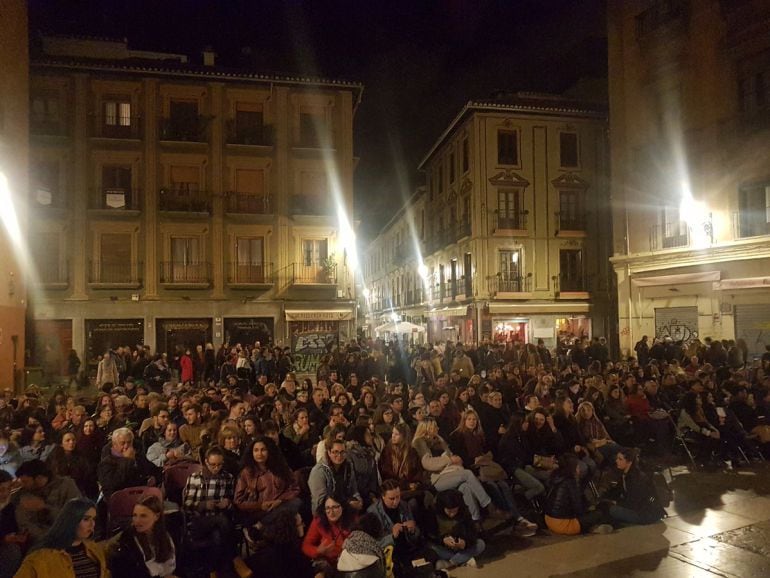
[171,237,200,282]
[236,237,264,282]
[498,189,522,229]
[499,249,522,292]
[100,233,132,283]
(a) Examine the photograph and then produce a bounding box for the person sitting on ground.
[309,439,363,514]
[428,489,485,571]
[245,508,314,578]
[13,497,108,578]
[544,453,612,536]
[108,495,176,578]
[603,447,666,526]
[337,513,387,578]
[14,459,82,544]
[302,494,355,578]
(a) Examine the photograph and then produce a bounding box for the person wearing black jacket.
[604,448,665,525]
[496,415,545,501]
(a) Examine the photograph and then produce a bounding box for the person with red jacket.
[301,494,354,577]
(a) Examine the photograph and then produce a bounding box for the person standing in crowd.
[96,350,120,390]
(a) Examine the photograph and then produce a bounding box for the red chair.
[163,461,203,507]
[108,486,163,534]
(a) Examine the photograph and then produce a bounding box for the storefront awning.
[285,309,354,321]
[488,302,590,315]
[632,271,720,287]
[427,306,468,317]
[713,276,770,290]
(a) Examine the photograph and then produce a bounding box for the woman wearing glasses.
[302,494,354,578]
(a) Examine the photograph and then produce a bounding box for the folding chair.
[667,410,697,471]
[107,486,163,535]
[163,460,203,507]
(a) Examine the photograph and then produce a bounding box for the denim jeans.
[482,479,519,517]
[514,467,545,500]
[431,538,486,566]
[433,469,491,521]
[608,504,645,526]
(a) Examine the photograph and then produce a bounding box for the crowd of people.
[0,333,769,578]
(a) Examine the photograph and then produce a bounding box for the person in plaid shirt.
[182,446,235,574]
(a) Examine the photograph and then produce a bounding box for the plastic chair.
[163,460,203,506]
[108,485,163,534]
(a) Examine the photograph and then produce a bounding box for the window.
[298,104,328,147]
[462,137,469,172]
[163,99,202,141]
[450,259,458,299]
[662,206,689,247]
[102,99,132,137]
[559,132,579,168]
[170,100,198,122]
[101,166,132,209]
[99,233,132,283]
[558,190,584,230]
[294,171,329,215]
[463,252,472,297]
[559,249,584,292]
[302,239,328,266]
[230,169,267,213]
[164,165,204,211]
[32,232,63,284]
[169,236,204,282]
[30,93,62,135]
[439,264,445,300]
[499,249,522,291]
[497,130,519,165]
[497,189,523,229]
[31,160,61,207]
[449,152,455,184]
[234,103,265,144]
[738,183,770,238]
[235,237,265,282]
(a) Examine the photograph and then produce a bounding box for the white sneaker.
[514,518,538,537]
[464,557,478,568]
[590,524,613,534]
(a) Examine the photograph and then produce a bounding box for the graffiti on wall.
[291,331,338,373]
[654,307,699,346]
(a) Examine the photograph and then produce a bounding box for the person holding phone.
[429,489,485,570]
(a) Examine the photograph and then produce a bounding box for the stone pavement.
[452,464,770,578]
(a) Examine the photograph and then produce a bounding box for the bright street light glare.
[0,172,22,247]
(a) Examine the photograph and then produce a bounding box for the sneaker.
[514,518,538,537]
[464,557,478,568]
[590,524,613,534]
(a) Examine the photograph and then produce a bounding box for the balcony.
[493,210,528,234]
[226,122,274,146]
[225,192,271,215]
[37,260,68,289]
[158,116,208,143]
[557,273,589,295]
[289,194,333,216]
[30,114,67,137]
[636,0,689,39]
[92,115,142,139]
[88,261,143,288]
[159,262,212,287]
[555,212,587,233]
[226,262,274,288]
[488,274,532,296]
[733,211,770,239]
[288,262,337,285]
[649,224,690,251]
[159,189,211,213]
[90,188,141,212]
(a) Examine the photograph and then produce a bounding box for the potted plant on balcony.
[320,255,336,283]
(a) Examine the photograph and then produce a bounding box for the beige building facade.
[28,36,361,377]
[364,94,612,349]
[0,0,29,389]
[609,1,770,359]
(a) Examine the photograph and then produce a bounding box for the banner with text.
[290,321,339,374]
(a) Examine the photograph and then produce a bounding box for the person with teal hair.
[14,497,109,578]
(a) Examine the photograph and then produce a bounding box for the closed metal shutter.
[654,306,698,345]
[734,304,770,359]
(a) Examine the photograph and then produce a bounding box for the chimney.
[202,46,216,66]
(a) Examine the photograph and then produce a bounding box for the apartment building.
[27,35,362,376]
[364,93,612,348]
[0,0,29,388]
[609,0,770,358]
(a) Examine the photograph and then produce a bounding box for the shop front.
[223,317,274,348]
[155,318,212,357]
[86,319,144,365]
[285,308,354,375]
[488,303,592,348]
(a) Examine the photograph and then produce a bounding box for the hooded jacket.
[308,453,361,513]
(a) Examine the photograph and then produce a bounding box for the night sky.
[29,0,607,238]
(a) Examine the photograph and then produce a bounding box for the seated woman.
[428,489,485,571]
[544,453,612,536]
[496,415,545,502]
[448,408,537,535]
[14,497,108,578]
[109,495,176,578]
[146,421,193,468]
[302,494,355,578]
[379,423,425,495]
[604,448,666,526]
[345,425,380,507]
[411,419,505,524]
[524,408,562,482]
[678,391,723,464]
[46,431,96,500]
[576,401,623,464]
[283,408,316,469]
[75,418,105,466]
[235,436,302,538]
[603,385,634,443]
[19,425,55,464]
[337,513,387,578]
[551,394,597,479]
